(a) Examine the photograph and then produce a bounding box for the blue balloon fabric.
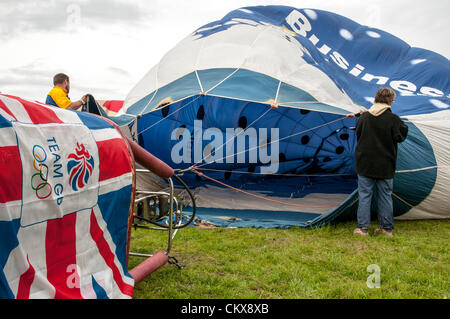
[107,6,449,227]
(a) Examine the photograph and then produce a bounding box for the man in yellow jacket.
[46,73,87,110]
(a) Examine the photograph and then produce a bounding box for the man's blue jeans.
[357,175,394,230]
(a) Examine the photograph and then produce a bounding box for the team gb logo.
[67,142,94,192]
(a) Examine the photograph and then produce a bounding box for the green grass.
[128,220,450,299]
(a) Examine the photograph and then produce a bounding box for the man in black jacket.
[348,88,409,237]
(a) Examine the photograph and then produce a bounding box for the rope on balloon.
[190,167,342,209]
[136,95,202,137]
[191,115,348,171]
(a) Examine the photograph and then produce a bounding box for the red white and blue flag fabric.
[0,94,135,299]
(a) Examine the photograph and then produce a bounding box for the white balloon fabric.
[104,6,449,227]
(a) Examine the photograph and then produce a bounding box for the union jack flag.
[0,94,135,299]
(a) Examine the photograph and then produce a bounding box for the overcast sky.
[1,0,448,102]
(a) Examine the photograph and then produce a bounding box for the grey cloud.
[2,61,56,87]
[0,75,49,87]
[0,72,50,102]
[1,58,132,99]
[0,72,129,101]
[0,0,150,38]
[11,62,52,77]
[0,59,66,100]
[108,66,130,77]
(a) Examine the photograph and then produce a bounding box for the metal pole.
[167,177,174,254]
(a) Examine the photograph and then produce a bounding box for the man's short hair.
[53,73,69,86]
[374,87,396,105]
